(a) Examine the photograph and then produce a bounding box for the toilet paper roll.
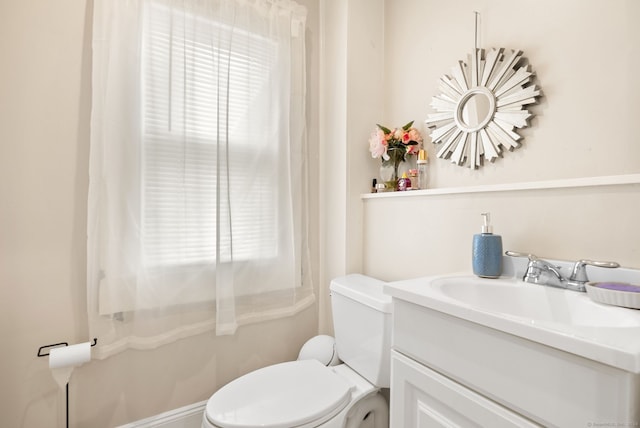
[49,342,91,389]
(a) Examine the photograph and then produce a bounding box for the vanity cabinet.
[388,298,640,428]
[391,350,540,427]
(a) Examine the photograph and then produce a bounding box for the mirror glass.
[460,92,492,129]
[425,48,541,169]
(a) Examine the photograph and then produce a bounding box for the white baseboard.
[117,400,207,428]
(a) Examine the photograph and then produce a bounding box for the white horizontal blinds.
[142,1,279,269]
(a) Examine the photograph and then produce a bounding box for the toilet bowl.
[202,274,392,428]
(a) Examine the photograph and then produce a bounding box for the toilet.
[202,274,392,428]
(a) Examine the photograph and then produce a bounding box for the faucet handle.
[505,250,538,261]
[570,259,620,283]
[506,251,545,281]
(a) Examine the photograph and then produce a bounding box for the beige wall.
[359,0,640,279]
[364,183,640,281]
[0,0,320,426]
[320,0,640,325]
[318,0,386,333]
[383,0,640,186]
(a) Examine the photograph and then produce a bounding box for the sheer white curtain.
[88,0,313,358]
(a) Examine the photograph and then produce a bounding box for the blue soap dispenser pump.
[472,213,503,278]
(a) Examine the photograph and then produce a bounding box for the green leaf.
[402,121,414,131]
[377,124,392,134]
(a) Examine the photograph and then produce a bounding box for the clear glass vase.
[379,147,414,191]
[379,160,399,190]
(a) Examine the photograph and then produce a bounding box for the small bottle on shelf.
[397,172,411,191]
[417,149,428,190]
[408,169,418,190]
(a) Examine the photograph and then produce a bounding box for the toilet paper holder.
[37,337,98,357]
[37,338,97,428]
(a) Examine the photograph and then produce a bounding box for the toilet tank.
[330,274,392,388]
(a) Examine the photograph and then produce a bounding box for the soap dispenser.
[472,213,503,278]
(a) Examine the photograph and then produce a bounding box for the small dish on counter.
[586,282,640,309]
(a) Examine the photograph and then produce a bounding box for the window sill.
[362,174,640,200]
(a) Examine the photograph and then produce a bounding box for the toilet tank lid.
[330,274,392,313]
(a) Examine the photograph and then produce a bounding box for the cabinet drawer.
[390,350,540,428]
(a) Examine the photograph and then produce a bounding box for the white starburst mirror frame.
[425,48,541,169]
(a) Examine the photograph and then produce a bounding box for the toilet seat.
[204,360,353,428]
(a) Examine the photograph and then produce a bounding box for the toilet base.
[334,391,389,428]
[325,364,388,428]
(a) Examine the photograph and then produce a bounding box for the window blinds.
[142,2,279,268]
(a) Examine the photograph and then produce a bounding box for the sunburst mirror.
[425,48,541,169]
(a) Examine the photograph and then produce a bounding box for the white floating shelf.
[362,174,640,200]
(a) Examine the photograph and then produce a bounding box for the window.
[89,0,311,346]
[142,2,280,271]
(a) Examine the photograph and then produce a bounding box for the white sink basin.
[432,276,640,327]
[386,272,640,373]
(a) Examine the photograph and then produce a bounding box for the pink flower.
[408,128,423,143]
[369,129,390,160]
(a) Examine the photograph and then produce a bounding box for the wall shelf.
[362,174,640,200]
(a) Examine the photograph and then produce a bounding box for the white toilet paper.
[49,342,91,389]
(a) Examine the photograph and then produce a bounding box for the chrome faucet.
[505,251,620,292]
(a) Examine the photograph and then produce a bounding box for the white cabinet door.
[390,351,541,428]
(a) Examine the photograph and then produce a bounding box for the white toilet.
[202,274,392,428]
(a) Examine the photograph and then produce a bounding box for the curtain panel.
[88,0,312,358]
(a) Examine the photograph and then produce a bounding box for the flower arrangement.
[368,121,423,181]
